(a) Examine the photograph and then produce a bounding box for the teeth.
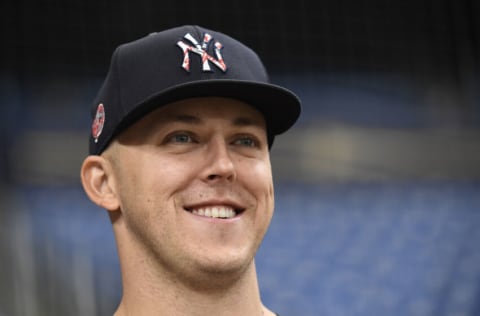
[191,206,236,219]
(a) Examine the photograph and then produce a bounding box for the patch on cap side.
[92,103,105,143]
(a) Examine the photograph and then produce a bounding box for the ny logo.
[177,33,227,73]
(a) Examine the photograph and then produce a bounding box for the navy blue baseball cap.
[89,25,301,155]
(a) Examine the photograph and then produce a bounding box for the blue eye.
[167,132,195,144]
[234,136,257,147]
[174,134,191,143]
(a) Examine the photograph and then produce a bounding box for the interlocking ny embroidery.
[177,33,227,73]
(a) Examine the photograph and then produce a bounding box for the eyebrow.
[171,114,202,124]
[232,117,262,127]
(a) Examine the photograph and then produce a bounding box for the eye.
[233,136,258,147]
[165,132,196,144]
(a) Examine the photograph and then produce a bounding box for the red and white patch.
[176,32,227,73]
[92,103,105,143]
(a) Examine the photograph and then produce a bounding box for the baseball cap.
[89,25,301,155]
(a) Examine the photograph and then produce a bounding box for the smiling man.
[81,25,301,316]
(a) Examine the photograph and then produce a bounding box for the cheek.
[243,161,275,248]
[241,159,274,211]
[253,159,273,192]
[119,152,194,196]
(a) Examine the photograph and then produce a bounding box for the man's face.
[106,97,274,283]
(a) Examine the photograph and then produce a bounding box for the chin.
[187,259,255,291]
[194,250,256,279]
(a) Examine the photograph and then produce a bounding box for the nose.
[201,137,236,183]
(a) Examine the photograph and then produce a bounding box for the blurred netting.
[1,0,480,316]
[2,0,479,80]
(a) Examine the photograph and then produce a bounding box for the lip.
[183,200,246,220]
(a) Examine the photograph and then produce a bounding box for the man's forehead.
[146,97,267,127]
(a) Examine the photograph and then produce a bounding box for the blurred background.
[1,0,479,315]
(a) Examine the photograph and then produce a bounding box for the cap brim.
[115,79,301,140]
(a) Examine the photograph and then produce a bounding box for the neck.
[112,222,272,316]
[115,260,267,316]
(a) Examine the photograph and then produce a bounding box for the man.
[81,25,301,316]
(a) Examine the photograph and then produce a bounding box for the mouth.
[184,205,245,219]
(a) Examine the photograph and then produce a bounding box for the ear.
[80,155,120,212]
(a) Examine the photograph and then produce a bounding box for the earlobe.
[80,155,120,212]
